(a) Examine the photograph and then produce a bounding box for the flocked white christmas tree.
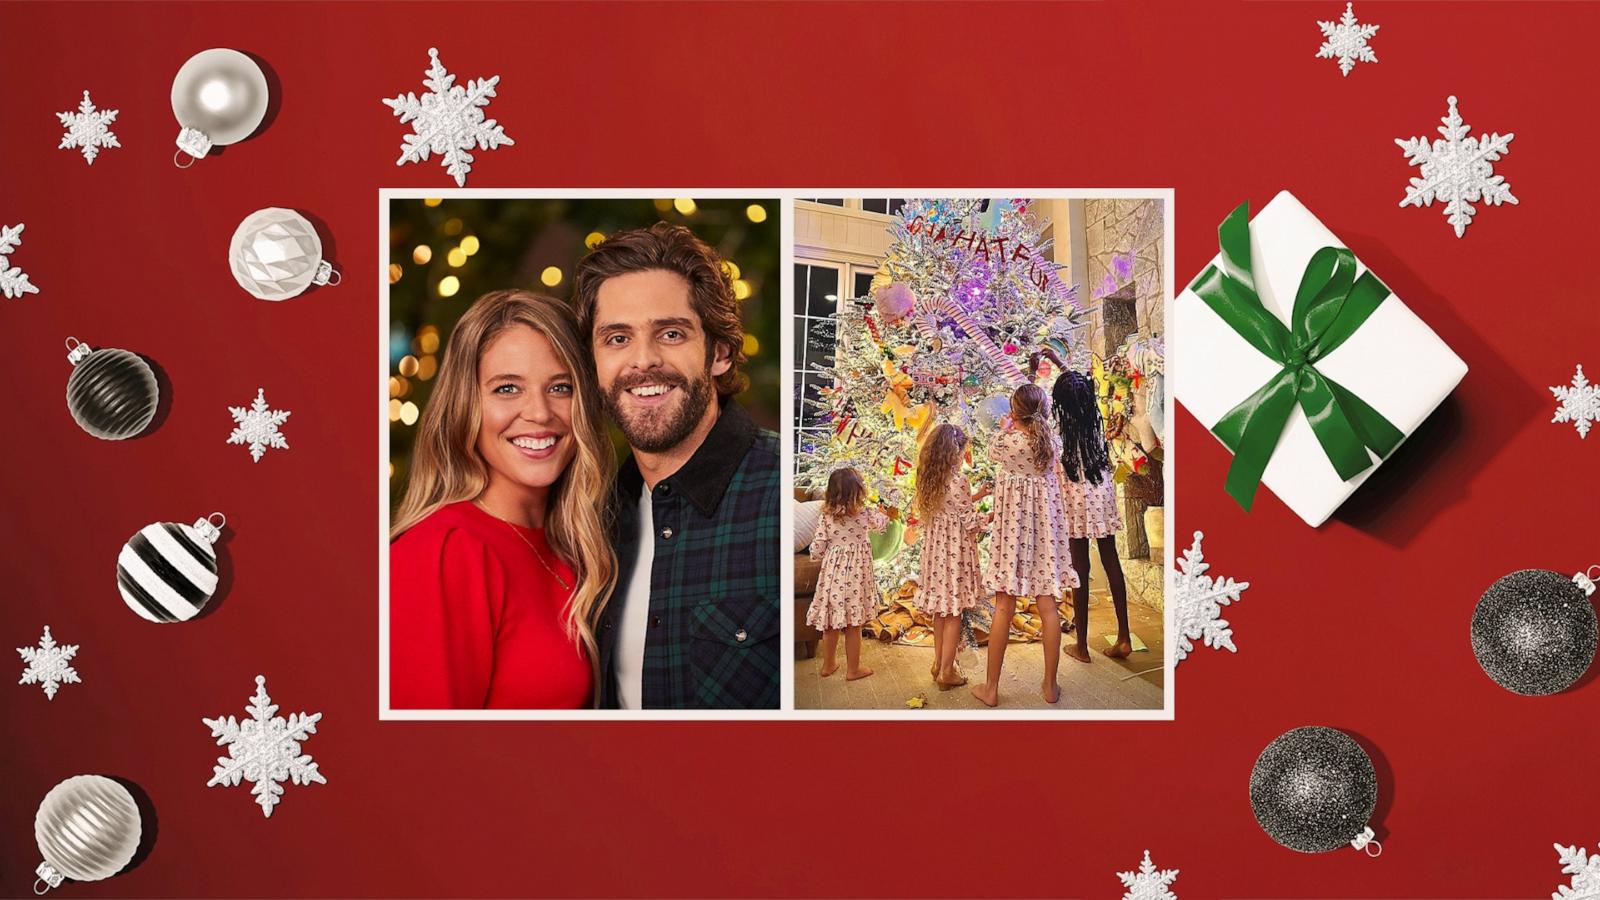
[227,387,291,462]
[204,675,325,818]
[795,199,1086,592]
[1173,531,1249,665]
[1552,365,1598,439]
[385,48,514,187]
[0,223,38,299]
[17,626,80,700]
[1397,95,1517,238]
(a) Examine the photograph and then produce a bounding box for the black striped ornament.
[117,514,225,623]
[65,337,159,440]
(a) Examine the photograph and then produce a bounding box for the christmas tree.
[798,199,1088,593]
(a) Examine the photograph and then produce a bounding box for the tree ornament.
[33,775,142,894]
[226,388,291,461]
[170,48,269,167]
[384,47,513,187]
[228,208,340,300]
[18,626,81,700]
[1396,95,1516,238]
[1471,568,1598,696]
[56,90,120,165]
[117,513,226,623]
[204,674,326,818]
[1250,726,1381,856]
[1315,2,1379,77]
[1551,364,1597,439]
[1,222,39,298]
[64,337,158,440]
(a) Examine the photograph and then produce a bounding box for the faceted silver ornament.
[1472,569,1598,696]
[228,208,337,301]
[1249,726,1378,854]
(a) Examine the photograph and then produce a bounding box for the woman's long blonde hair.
[914,423,968,519]
[1010,383,1057,470]
[391,290,617,665]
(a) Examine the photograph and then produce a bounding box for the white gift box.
[1174,191,1468,526]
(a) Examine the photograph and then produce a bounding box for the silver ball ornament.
[34,775,142,892]
[171,48,268,162]
[229,208,339,300]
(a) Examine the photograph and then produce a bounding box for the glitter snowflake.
[1118,850,1180,900]
[1396,95,1517,238]
[384,47,514,187]
[17,626,80,700]
[227,387,290,462]
[204,675,325,818]
[0,223,38,299]
[57,90,120,165]
[1173,531,1249,665]
[1316,3,1378,76]
[1552,365,1598,439]
[1553,842,1600,900]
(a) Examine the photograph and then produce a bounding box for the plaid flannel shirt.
[598,400,781,709]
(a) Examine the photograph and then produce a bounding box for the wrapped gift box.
[1174,191,1468,526]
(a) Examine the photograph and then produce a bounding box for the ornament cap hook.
[1573,568,1598,597]
[1350,826,1382,858]
[313,260,339,287]
[34,862,62,895]
[65,337,90,366]
[194,513,226,544]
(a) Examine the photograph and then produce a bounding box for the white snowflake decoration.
[1173,531,1249,665]
[384,47,514,187]
[204,675,325,818]
[17,626,80,700]
[1316,3,1379,76]
[227,387,290,462]
[1552,365,1598,440]
[0,223,38,299]
[57,90,120,165]
[1396,95,1517,238]
[1118,850,1180,900]
[1553,842,1600,900]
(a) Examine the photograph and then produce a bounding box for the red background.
[2,2,1596,897]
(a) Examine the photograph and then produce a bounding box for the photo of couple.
[385,198,781,712]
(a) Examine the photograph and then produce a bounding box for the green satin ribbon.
[1190,201,1404,511]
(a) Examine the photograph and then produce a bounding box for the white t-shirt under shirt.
[614,483,653,709]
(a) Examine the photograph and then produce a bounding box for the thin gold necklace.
[473,500,573,592]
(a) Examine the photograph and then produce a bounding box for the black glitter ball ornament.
[1250,726,1380,855]
[64,337,159,440]
[1471,568,1598,696]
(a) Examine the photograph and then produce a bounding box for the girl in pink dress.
[971,383,1077,707]
[914,423,989,690]
[1053,369,1132,662]
[807,468,889,681]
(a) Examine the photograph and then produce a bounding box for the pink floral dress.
[916,471,982,617]
[983,430,1077,598]
[806,507,887,631]
[1061,466,1123,539]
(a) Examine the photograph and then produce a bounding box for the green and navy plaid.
[598,400,781,709]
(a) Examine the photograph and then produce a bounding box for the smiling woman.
[389,291,617,710]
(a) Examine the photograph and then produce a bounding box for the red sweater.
[390,501,590,709]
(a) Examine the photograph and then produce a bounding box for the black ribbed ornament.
[64,337,158,440]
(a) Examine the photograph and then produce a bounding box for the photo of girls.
[791,196,1170,713]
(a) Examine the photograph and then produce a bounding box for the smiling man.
[572,223,780,709]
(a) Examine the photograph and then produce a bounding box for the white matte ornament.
[33,775,142,894]
[229,208,339,300]
[170,48,269,166]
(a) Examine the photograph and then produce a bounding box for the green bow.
[1190,201,1404,511]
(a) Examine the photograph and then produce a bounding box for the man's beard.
[603,367,715,454]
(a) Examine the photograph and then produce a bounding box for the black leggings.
[1069,535,1129,646]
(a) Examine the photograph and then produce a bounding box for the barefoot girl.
[1052,370,1132,663]
[913,423,989,690]
[806,467,888,681]
[970,384,1076,707]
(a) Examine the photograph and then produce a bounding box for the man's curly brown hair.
[571,222,748,397]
